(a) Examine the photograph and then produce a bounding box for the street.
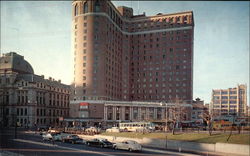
[0,128,202,156]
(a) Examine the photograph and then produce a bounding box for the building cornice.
[74,12,193,35]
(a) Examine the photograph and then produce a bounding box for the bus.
[119,122,155,132]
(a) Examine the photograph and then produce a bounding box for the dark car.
[62,135,86,144]
[86,138,113,148]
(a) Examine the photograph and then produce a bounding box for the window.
[94,0,100,12]
[74,4,78,16]
[170,48,173,52]
[83,2,88,14]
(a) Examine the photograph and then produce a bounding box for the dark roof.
[16,74,70,88]
[0,52,34,74]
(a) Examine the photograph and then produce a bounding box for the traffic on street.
[0,128,201,156]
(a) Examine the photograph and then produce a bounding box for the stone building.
[0,52,70,128]
[67,100,193,128]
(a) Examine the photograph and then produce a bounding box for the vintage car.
[106,127,120,133]
[85,127,101,133]
[113,140,142,152]
[62,135,86,144]
[53,133,70,141]
[86,138,113,148]
[42,133,53,141]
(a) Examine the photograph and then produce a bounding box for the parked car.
[42,133,53,141]
[86,138,113,148]
[48,129,60,133]
[62,135,86,144]
[113,140,142,152]
[106,127,120,133]
[53,133,70,141]
[85,127,100,133]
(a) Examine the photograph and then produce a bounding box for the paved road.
[0,128,201,156]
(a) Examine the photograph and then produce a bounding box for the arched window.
[83,2,88,13]
[74,4,78,16]
[94,0,100,12]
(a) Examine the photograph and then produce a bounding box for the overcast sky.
[1,1,249,104]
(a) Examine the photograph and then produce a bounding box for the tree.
[227,112,237,142]
[167,98,189,135]
[201,110,217,136]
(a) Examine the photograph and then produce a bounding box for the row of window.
[213,96,237,100]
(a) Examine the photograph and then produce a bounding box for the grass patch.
[101,132,250,145]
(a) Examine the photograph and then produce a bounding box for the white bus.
[119,122,155,132]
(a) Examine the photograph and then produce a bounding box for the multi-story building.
[210,84,247,117]
[0,52,70,128]
[191,98,205,124]
[72,0,194,103]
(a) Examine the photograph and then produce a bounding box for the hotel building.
[0,52,70,128]
[72,0,194,103]
[210,84,247,117]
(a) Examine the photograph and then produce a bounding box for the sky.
[1,1,249,104]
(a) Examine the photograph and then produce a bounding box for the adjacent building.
[210,84,247,117]
[66,100,193,128]
[0,52,70,128]
[72,0,194,103]
[191,98,207,124]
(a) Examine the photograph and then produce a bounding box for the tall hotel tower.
[72,0,194,102]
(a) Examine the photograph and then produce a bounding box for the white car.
[85,127,100,133]
[53,133,70,141]
[106,127,120,133]
[113,140,142,152]
[42,133,53,141]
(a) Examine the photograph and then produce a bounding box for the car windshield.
[98,138,107,141]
